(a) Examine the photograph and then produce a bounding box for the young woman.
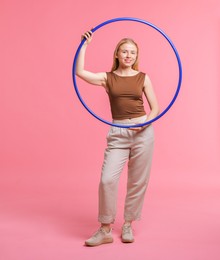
[76,31,159,246]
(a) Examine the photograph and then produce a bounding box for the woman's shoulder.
[138,71,151,80]
[139,71,146,76]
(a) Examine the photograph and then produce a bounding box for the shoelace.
[94,228,103,236]
[122,226,132,234]
[93,227,108,238]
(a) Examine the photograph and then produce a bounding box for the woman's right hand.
[81,30,93,45]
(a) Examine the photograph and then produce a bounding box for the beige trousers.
[98,115,155,224]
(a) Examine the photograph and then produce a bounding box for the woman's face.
[116,43,138,68]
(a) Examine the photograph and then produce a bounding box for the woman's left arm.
[129,74,160,131]
[143,74,160,122]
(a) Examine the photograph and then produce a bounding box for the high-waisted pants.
[98,115,155,224]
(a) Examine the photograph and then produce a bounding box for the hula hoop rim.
[72,17,182,128]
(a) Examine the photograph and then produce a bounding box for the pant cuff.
[98,215,115,224]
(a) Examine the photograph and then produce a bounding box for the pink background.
[1,0,220,259]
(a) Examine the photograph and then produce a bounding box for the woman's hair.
[111,38,139,72]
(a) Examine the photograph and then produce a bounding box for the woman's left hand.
[129,124,149,132]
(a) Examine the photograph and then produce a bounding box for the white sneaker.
[121,225,134,243]
[85,227,113,246]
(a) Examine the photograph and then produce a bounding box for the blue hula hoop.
[72,17,182,128]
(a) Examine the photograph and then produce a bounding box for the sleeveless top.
[106,72,146,120]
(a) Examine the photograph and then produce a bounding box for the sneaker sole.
[85,238,113,247]
[121,238,134,243]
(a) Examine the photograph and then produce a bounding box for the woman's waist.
[112,114,147,125]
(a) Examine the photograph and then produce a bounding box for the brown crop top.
[106,72,146,120]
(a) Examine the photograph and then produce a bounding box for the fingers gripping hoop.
[72,17,182,128]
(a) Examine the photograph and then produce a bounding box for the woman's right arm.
[76,31,107,87]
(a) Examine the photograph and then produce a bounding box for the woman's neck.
[114,67,138,76]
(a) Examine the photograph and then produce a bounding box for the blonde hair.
[111,38,139,72]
